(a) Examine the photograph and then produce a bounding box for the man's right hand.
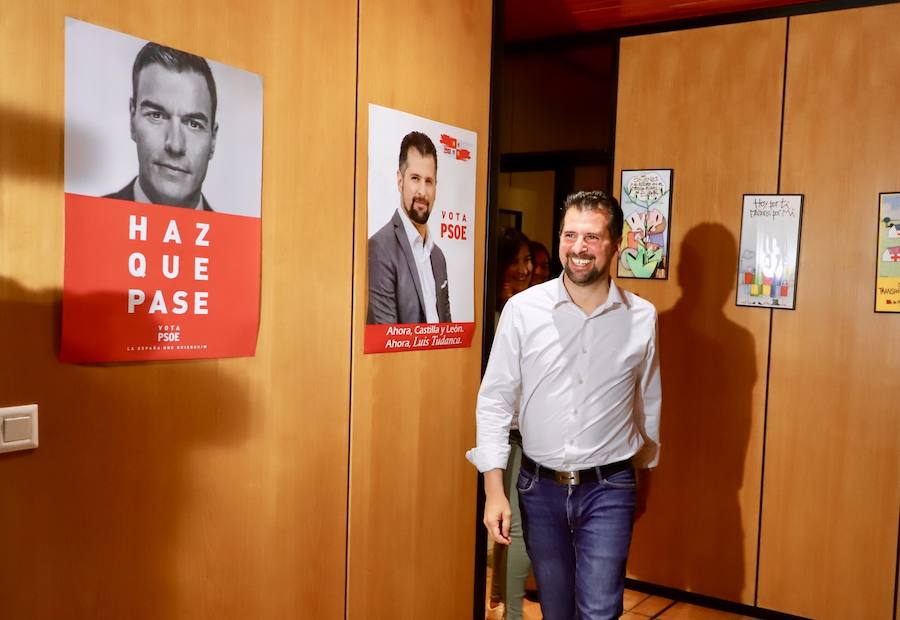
[483,469,512,545]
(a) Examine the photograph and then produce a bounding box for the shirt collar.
[553,273,627,314]
[397,207,434,253]
[134,178,204,211]
[553,273,570,307]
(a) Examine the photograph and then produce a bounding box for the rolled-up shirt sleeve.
[632,314,661,469]
[466,303,522,472]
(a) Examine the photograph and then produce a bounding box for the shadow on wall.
[630,223,757,603]
[0,277,251,619]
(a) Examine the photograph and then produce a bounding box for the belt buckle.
[555,469,580,485]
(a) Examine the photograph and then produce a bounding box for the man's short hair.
[398,131,438,174]
[562,190,624,240]
[132,42,218,125]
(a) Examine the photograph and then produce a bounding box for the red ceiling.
[504,0,820,41]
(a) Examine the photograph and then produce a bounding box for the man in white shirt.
[367,131,452,324]
[468,190,661,620]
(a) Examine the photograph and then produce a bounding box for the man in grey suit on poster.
[367,131,452,325]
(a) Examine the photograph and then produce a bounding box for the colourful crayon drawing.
[618,170,672,279]
[736,195,803,310]
[875,193,900,312]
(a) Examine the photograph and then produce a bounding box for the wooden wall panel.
[614,20,786,604]
[347,0,493,618]
[758,5,900,618]
[0,2,355,618]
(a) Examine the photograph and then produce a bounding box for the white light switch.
[3,417,31,442]
[0,404,38,453]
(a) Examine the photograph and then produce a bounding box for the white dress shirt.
[397,208,439,323]
[467,275,661,472]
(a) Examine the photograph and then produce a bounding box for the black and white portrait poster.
[62,18,263,362]
[365,104,476,354]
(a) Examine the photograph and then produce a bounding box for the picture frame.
[736,194,804,310]
[875,192,900,313]
[617,169,673,280]
[499,209,523,232]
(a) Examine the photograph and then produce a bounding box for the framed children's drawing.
[875,192,900,312]
[736,194,803,310]
[618,169,673,280]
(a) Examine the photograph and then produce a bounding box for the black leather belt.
[521,453,631,486]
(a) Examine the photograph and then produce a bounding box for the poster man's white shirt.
[398,207,439,323]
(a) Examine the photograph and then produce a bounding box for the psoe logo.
[439,133,472,162]
[157,323,182,343]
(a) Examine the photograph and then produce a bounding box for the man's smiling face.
[397,147,437,225]
[559,207,619,286]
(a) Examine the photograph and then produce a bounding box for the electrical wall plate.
[0,404,38,453]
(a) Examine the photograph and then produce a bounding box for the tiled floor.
[517,589,754,620]
[486,544,753,620]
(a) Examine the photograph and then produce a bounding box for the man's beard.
[564,253,604,285]
[404,197,432,225]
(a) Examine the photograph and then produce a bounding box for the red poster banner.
[61,194,260,362]
[364,322,476,354]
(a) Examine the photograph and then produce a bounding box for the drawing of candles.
[758,234,783,304]
[772,252,784,301]
[740,249,756,294]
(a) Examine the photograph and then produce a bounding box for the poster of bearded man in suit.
[364,104,476,354]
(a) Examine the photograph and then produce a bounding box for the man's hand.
[483,469,512,545]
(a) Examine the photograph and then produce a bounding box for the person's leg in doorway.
[503,439,530,620]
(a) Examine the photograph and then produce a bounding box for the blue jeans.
[517,462,636,620]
